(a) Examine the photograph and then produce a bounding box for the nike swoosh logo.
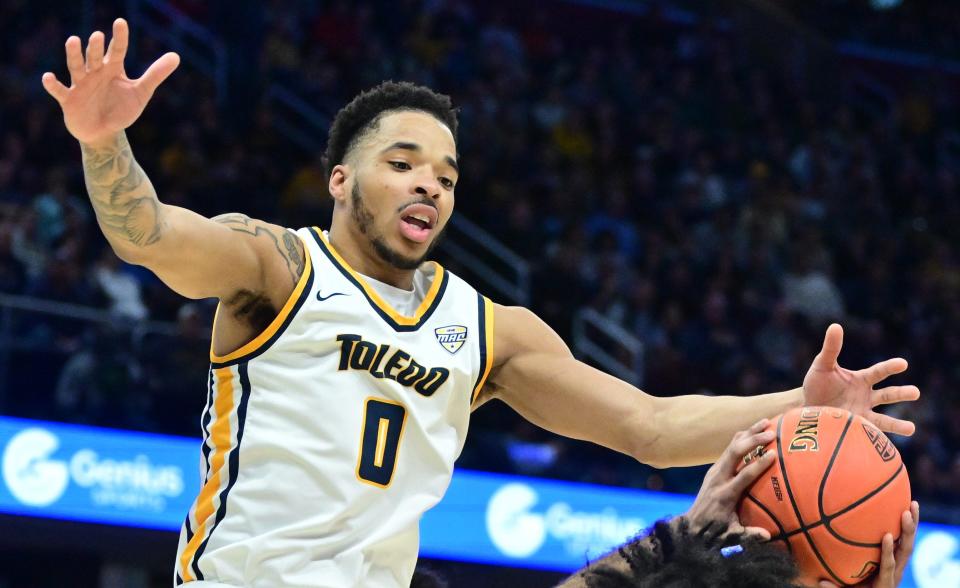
[316,291,347,302]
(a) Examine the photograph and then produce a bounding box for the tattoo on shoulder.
[282,231,306,277]
[213,214,305,286]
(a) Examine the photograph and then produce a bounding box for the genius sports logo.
[1,425,185,513]
[913,531,960,588]
[2,428,69,507]
[435,325,468,354]
[486,483,546,557]
[485,483,646,560]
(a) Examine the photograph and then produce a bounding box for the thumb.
[136,52,180,96]
[813,323,843,370]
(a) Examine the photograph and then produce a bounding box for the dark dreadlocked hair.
[322,81,459,182]
[571,519,802,588]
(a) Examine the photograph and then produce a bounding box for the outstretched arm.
[556,422,920,587]
[483,305,918,468]
[43,19,302,306]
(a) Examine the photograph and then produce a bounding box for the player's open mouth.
[399,204,437,244]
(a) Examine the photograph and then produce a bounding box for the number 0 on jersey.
[357,398,407,487]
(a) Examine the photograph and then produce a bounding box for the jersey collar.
[309,227,448,332]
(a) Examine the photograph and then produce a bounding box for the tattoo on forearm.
[80,132,164,247]
[212,213,305,286]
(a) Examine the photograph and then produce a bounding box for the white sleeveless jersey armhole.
[174,227,494,588]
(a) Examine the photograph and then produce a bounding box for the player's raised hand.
[818,501,919,588]
[802,324,920,437]
[683,419,777,542]
[41,18,180,145]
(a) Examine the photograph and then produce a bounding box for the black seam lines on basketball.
[776,414,849,587]
[745,494,793,555]
[772,519,825,542]
[820,463,905,548]
[770,461,904,546]
[816,412,903,549]
[816,413,866,547]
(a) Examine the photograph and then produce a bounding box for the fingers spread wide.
[65,36,85,83]
[41,72,68,102]
[136,52,180,95]
[873,385,920,407]
[864,357,908,386]
[105,18,129,65]
[86,31,105,72]
[814,323,844,369]
[868,412,915,437]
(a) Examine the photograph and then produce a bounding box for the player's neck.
[327,227,416,290]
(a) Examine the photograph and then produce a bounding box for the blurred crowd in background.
[1,0,959,519]
[780,0,960,58]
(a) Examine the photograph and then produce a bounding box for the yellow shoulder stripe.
[210,235,313,364]
[471,296,495,405]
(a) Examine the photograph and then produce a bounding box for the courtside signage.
[421,472,691,569]
[0,416,197,530]
[0,417,956,587]
[419,475,958,588]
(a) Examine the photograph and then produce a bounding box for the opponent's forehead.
[358,110,457,159]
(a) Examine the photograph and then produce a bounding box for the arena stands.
[1,0,958,522]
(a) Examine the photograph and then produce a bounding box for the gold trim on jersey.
[209,236,314,364]
[471,296,495,405]
[312,227,445,326]
[180,366,236,581]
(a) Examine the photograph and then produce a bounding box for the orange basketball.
[737,406,911,586]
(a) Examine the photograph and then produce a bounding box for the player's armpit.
[470,380,502,410]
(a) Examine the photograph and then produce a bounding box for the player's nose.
[412,173,441,200]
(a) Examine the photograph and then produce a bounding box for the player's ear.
[328,164,350,203]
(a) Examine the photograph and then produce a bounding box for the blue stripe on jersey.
[472,293,488,397]
[191,362,253,581]
[209,267,315,369]
[308,227,450,332]
[200,369,214,482]
[176,512,194,585]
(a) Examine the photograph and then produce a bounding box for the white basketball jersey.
[174,227,494,587]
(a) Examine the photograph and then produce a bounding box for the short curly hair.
[322,81,459,180]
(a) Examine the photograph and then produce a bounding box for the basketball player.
[41,20,921,587]
[557,420,920,588]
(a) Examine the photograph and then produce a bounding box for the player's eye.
[440,177,455,189]
[389,161,411,170]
